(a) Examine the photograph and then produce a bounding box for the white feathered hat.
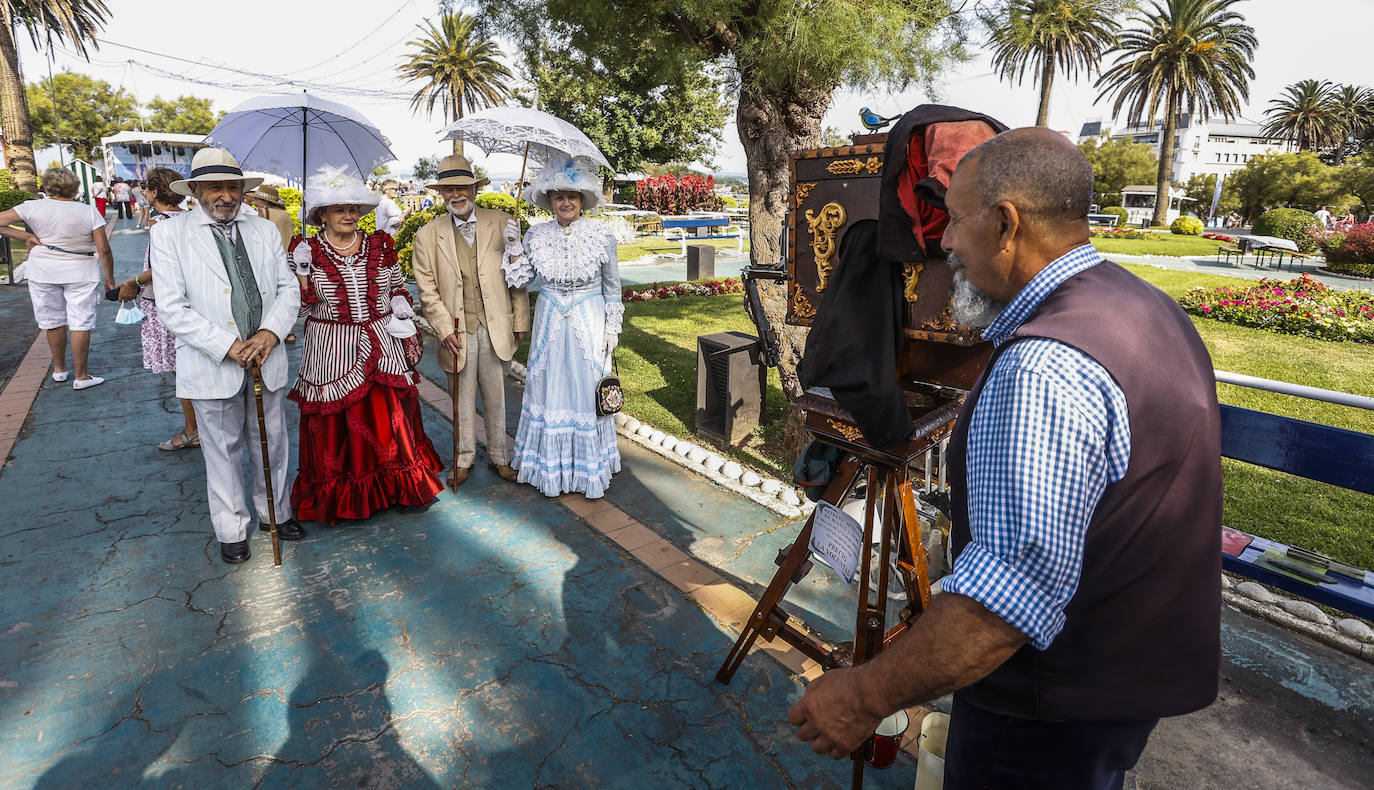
[304,165,379,225]
[524,156,601,212]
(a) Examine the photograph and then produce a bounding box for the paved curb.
[1222,575,1374,663]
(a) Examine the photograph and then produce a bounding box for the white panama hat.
[170,148,265,197]
[524,156,601,212]
[304,165,380,225]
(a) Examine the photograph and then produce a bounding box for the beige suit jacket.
[412,206,531,373]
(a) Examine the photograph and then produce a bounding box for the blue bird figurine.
[859,107,899,131]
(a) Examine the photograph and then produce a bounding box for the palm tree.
[398,11,514,155]
[0,0,108,193]
[1260,79,1343,151]
[983,0,1124,127]
[1329,84,1374,145]
[1095,0,1256,225]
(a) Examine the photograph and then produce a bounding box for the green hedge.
[0,187,34,212]
[1253,208,1320,253]
[1326,261,1374,278]
[1100,206,1129,227]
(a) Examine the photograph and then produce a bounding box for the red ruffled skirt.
[292,383,443,525]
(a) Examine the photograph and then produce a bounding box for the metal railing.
[1215,371,1374,411]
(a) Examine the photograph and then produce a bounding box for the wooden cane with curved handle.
[449,369,460,490]
[251,365,282,567]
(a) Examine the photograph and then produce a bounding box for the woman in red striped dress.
[288,167,443,524]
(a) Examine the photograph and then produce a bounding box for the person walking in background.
[412,154,531,487]
[245,184,300,344]
[504,158,622,499]
[111,179,132,220]
[0,167,115,390]
[131,181,149,229]
[1314,205,1333,229]
[374,178,408,237]
[149,148,304,564]
[113,167,199,450]
[92,176,107,218]
[286,166,443,525]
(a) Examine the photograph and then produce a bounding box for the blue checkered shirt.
[940,244,1131,650]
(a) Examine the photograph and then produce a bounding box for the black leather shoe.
[393,498,436,514]
[259,518,306,540]
[220,540,250,564]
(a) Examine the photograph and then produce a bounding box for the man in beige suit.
[412,154,531,486]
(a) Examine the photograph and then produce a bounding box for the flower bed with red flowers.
[1178,273,1374,343]
[623,278,745,302]
[1202,233,1237,243]
[1090,227,1150,240]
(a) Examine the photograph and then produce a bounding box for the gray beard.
[948,254,1006,330]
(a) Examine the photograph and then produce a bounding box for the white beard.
[948,254,1006,330]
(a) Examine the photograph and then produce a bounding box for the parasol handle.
[513,141,530,229]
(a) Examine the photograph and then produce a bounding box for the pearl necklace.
[324,231,359,253]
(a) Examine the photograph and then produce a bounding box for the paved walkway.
[1,219,1370,789]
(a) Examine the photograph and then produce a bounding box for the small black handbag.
[595,352,623,417]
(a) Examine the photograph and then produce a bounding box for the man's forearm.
[854,592,1027,717]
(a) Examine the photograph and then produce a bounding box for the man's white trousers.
[192,378,293,543]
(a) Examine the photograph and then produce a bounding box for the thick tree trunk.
[0,21,38,194]
[451,92,464,156]
[1035,59,1054,127]
[1152,99,1178,227]
[736,75,832,453]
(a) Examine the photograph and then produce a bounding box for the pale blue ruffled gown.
[504,218,623,498]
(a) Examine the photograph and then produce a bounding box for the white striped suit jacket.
[148,208,300,400]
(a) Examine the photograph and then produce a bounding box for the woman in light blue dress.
[503,158,622,498]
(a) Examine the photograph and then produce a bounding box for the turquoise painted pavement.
[0,220,916,788]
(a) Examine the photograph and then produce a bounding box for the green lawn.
[1091,233,1229,257]
[604,265,1374,569]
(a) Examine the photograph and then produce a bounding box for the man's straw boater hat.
[171,148,264,196]
[250,184,286,208]
[425,153,489,189]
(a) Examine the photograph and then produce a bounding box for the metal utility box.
[696,332,765,447]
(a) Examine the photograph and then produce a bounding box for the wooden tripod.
[715,437,941,789]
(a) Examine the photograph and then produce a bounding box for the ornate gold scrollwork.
[826,159,863,175]
[902,261,925,303]
[791,286,817,319]
[826,419,863,442]
[805,201,847,292]
[863,156,882,174]
[794,182,817,206]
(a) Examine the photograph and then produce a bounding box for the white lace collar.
[526,218,610,284]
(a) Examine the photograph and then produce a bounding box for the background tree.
[1180,172,1220,217]
[372,164,391,177]
[1260,79,1342,151]
[477,0,967,431]
[1095,0,1256,225]
[529,43,728,187]
[144,95,221,135]
[0,0,109,192]
[1324,83,1374,164]
[398,10,514,155]
[820,126,851,148]
[26,71,136,162]
[1077,134,1157,206]
[1337,150,1374,217]
[1226,151,1339,220]
[412,155,441,181]
[982,0,1124,127]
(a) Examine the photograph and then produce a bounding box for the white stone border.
[1222,575,1374,661]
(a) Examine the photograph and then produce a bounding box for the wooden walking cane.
[251,365,283,567]
[448,369,460,490]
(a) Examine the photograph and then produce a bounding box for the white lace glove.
[503,218,523,260]
[390,295,414,319]
[603,331,618,358]
[290,242,312,276]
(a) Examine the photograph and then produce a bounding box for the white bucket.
[913,711,949,790]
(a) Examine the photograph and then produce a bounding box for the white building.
[1079,115,1297,190]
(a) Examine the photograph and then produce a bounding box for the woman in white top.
[0,167,115,389]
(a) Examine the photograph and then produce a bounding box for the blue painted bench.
[662,216,743,257]
[1087,213,1119,228]
[1219,403,1374,620]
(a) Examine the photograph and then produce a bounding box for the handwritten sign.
[809,501,864,586]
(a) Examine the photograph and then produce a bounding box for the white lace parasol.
[439,106,610,171]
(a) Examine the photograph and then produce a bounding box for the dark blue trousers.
[943,693,1158,790]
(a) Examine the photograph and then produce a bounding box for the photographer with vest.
[789,128,1222,790]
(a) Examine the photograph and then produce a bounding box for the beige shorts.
[29,280,101,331]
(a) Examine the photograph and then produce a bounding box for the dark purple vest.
[949,261,1222,722]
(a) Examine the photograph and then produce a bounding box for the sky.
[22,0,1373,180]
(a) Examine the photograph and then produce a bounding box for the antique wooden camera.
[785,133,992,457]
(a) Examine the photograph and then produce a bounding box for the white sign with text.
[809,501,864,587]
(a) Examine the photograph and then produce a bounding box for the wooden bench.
[1216,245,1246,266]
[662,216,743,257]
[1218,401,1374,620]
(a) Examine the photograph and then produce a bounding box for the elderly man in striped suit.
[150,149,305,564]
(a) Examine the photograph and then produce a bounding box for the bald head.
[958,127,1093,231]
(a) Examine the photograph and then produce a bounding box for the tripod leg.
[715,456,862,684]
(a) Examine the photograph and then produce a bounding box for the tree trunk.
[1152,98,1178,227]
[1035,58,1054,127]
[0,21,37,194]
[451,90,464,156]
[736,73,833,453]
